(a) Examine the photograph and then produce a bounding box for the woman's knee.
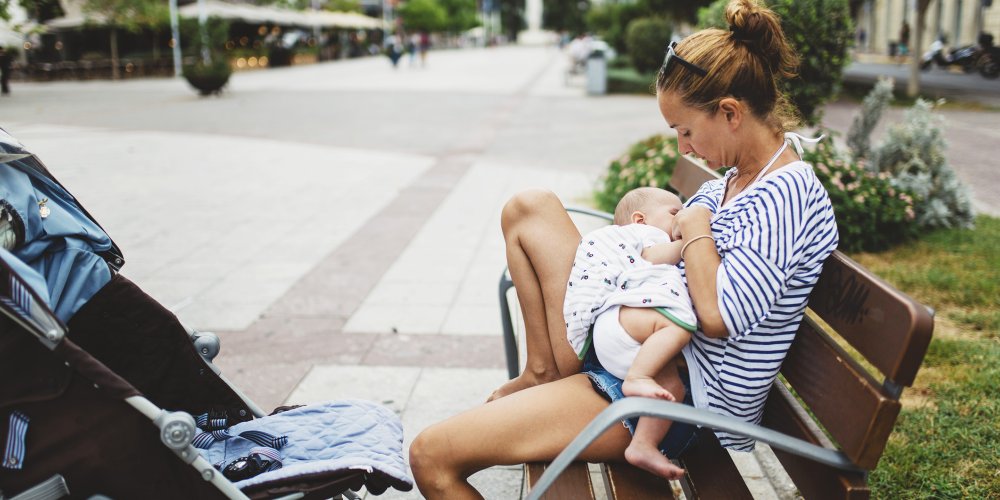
[410,425,461,492]
[501,189,561,232]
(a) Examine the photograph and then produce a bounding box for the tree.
[906,0,932,98]
[543,0,589,35]
[398,0,447,33]
[82,0,167,79]
[437,0,479,33]
[14,0,64,23]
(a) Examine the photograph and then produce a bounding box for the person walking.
[0,47,12,96]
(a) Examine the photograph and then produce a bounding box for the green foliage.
[624,17,670,75]
[595,135,680,213]
[846,77,893,161]
[398,0,447,33]
[543,0,590,34]
[696,0,853,125]
[870,99,975,231]
[16,0,63,22]
[82,0,167,31]
[586,2,635,54]
[607,66,656,95]
[325,0,363,13]
[437,0,479,33]
[769,0,852,125]
[802,134,919,252]
[695,0,726,29]
[179,17,231,58]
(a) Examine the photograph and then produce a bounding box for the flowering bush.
[804,134,920,252]
[595,135,680,213]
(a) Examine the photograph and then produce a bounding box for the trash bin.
[586,49,607,96]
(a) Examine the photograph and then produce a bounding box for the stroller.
[0,131,413,499]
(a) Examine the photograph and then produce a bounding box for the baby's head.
[614,187,683,235]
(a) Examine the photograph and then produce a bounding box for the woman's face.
[657,91,732,170]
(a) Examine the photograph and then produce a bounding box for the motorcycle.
[921,32,999,79]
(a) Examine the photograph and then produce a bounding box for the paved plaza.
[2,45,997,498]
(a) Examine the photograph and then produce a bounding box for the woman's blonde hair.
[655,0,800,132]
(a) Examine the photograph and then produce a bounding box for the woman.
[409,0,839,497]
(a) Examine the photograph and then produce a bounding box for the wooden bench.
[499,155,935,499]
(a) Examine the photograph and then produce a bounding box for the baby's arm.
[641,240,683,266]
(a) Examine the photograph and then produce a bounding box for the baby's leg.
[625,418,686,479]
[623,358,687,479]
[620,318,691,400]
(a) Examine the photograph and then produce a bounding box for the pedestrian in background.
[419,32,430,67]
[0,47,12,96]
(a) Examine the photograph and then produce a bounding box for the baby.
[564,187,696,479]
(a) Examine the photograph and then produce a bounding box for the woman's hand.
[672,206,713,241]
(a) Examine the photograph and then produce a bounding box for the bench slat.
[669,155,718,201]
[782,317,902,468]
[763,385,871,499]
[601,462,676,499]
[808,252,934,386]
[525,462,596,500]
[678,428,754,500]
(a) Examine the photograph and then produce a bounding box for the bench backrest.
[669,155,934,498]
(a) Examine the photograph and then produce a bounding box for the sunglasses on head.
[661,41,708,78]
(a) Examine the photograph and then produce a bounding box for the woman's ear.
[718,98,743,128]
[631,211,645,224]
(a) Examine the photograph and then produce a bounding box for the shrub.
[595,134,679,213]
[697,0,853,125]
[846,77,893,161]
[870,99,975,231]
[803,134,919,252]
[624,17,671,75]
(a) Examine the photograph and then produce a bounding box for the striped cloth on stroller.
[0,131,413,499]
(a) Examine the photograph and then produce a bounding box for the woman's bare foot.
[624,441,686,480]
[623,376,676,401]
[486,372,556,402]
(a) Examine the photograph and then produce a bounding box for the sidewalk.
[3,45,995,498]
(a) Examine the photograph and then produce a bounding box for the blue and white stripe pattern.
[680,161,838,451]
[3,411,30,470]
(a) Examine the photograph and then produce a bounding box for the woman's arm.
[674,207,728,338]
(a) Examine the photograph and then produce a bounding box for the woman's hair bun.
[724,0,796,79]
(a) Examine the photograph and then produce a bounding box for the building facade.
[856,0,999,54]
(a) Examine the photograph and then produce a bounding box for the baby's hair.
[613,187,678,225]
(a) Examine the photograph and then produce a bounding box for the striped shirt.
[679,161,838,451]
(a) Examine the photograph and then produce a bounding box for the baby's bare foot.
[624,441,686,480]
[622,377,676,401]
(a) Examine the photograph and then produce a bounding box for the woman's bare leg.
[489,189,583,401]
[411,374,629,499]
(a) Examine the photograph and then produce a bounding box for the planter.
[182,62,232,96]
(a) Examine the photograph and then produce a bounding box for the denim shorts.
[581,345,698,458]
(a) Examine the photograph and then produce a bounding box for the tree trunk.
[907,0,932,97]
[110,27,120,80]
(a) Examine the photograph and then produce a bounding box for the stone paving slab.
[7,124,436,331]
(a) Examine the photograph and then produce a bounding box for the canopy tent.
[44,0,382,30]
[178,1,383,30]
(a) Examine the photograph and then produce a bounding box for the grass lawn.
[850,215,999,498]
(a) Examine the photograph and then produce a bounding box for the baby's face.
[641,196,683,237]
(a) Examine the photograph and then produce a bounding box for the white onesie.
[563,223,697,359]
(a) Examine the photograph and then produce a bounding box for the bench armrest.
[526,396,864,500]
